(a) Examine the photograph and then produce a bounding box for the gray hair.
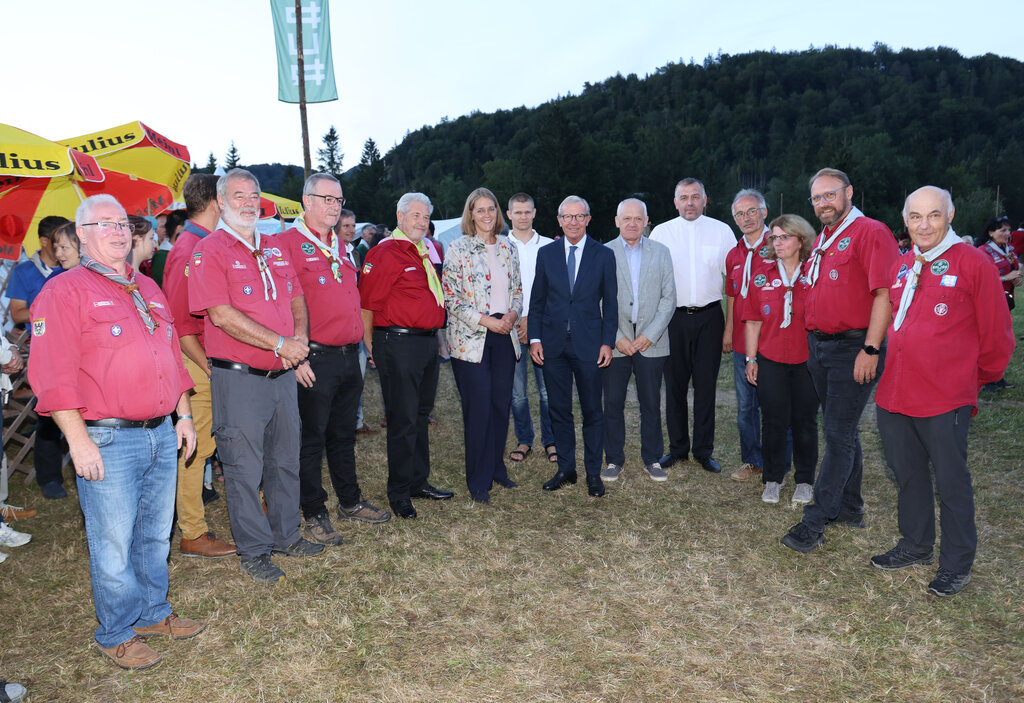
[558,195,590,216]
[616,198,648,217]
[75,194,124,226]
[217,168,260,198]
[397,192,433,216]
[902,186,954,219]
[303,172,341,197]
[732,189,767,211]
[338,208,355,222]
[808,167,850,190]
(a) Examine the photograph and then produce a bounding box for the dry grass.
[2,315,1023,702]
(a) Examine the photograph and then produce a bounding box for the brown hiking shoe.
[133,612,206,640]
[0,503,37,521]
[180,532,237,558]
[98,636,162,670]
[337,500,391,524]
[730,463,762,482]
[303,512,344,545]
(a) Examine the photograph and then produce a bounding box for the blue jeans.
[76,418,176,648]
[511,351,553,448]
[802,333,884,533]
[732,351,763,467]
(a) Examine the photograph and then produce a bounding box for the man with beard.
[278,174,391,546]
[188,169,322,584]
[781,167,899,553]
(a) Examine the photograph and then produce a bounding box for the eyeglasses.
[308,193,345,207]
[81,221,135,234]
[808,189,843,206]
[559,213,589,222]
[733,207,762,220]
[767,234,795,242]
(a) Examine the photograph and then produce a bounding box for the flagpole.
[295,0,312,180]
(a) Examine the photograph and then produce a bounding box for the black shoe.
[390,499,417,519]
[659,453,686,469]
[410,484,454,500]
[696,456,722,473]
[781,522,825,553]
[586,475,605,497]
[470,490,490,503]
[927,568,972,597]
[542,470,578,491]
[493,477,518,489]
[202,486,220,505]
[239,554,286,584]
[271,537,325,557]
[827,512,867,529]
[870,546,934,571]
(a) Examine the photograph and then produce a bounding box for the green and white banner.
[270,0,338,103]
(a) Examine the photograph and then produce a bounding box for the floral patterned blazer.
[442,234,523,363]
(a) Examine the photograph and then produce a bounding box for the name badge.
[940,275,958,287]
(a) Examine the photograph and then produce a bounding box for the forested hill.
[383,45,1024,240]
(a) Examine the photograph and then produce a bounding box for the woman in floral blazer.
[442,187,523,503]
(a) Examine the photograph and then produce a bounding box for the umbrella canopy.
[262,192,303,219]
[59,121,191,201]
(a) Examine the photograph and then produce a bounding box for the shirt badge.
[940,275,958,287]
[362,262,373,275]
[193,252,202,267]
[243,285,253,296]
[272,247,282,257]
[31,319,45,337]
[837,237,851,251]
[93,300,114,307]
[301,242,316,255]
[318,275,327,285]
[262,248,273,259]
[233,261,246,270]
[288,281,293,294]
[934,303,949,316]
[896,264,909,280]
[930,259,949,275]
[772,278,782,287]
[762,304,771,315]
[758,245,771,259]
[829,269,839,280]
[110,325,123,337]
[167,326,173,340]
[183,264,189,278]
[753,273,768,287]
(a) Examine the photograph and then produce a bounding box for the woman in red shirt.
[977,216,1020,390]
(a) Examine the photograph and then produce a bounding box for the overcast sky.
[6,0,1022,173]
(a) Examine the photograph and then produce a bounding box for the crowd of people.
[0,165,1016,683]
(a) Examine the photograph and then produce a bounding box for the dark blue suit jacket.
[528,235,617,362]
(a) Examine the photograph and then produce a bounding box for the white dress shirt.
[650,215,734,307]
[507,229,553,316]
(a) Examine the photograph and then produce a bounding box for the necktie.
[568,245,578,294]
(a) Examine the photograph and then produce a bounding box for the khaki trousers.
[176,355,217,540]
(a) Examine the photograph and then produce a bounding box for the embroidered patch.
[272,247,281,257]
[759,245,771,258]
[301,242,316,255]
[829,269,839,281]
[896,263,909,280]
[93,300,114,307]
[262,248,273,258]
[799,275,809,284]
[287,281,293,294]
[167,325,173,340]
[934,303,948,316]
[232,261,246,270]
[362,262,373,275]
[183,264,189,278]
[940,275,958,287]
[762,304,771,315]
[305,257,319,262]
[318,275,327,285]
[772,278,782,287]
[32,319,45,336]
[930,259,949,275]
[110,325,123,337]
[243,285,253,296]
[192,252,202,266]
[837,237,851,251]
[753,274,768,287]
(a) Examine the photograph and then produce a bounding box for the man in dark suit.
[528,195,617,497]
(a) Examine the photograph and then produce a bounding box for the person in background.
[127,216,156,271]
[0,336,33,527]
[977,215,1020,391]
[149,210,188,287]
[52,222,81,270]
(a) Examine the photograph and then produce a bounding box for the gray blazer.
[606,236,676,358]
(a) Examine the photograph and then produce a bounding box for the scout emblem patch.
[930,260,949,275]
[32,319,45,336]
[243,286,253,295]
[759,245,771,258]
[301,242,316,255]
[110,325,123,337]
[837,237,851,251]
[829,270,839,280]
[753,274,768,287]
[934,303,948,316]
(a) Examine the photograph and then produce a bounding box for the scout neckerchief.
[986,239,1014,262]
[739,227,767,297]
[892,228,961,331]
[217,218,277,301]
[391,228,443,306]
[29,251,55,279]
[293,215,342,282]
[182,220,210,240]
[807,206,864,286]
[80,255,157,334]
[776,258,801,328]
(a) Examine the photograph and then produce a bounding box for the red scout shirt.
[876,244,1014,417]
[726,235,773,351]
[803,216,899,333]
[277,226,362,346]
[161,221,209,345]
[29,266,192,420]
[742,259,811,364]
[188,228,304,370]
[977,241,1021,295]
[358,238,446,329]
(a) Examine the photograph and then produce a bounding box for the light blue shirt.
[622,237,643,324]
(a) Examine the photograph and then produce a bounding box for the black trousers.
[34,414,64,486]
[755,355,818,484]
[297,345,364,518]
[877,405,976,574]
[603,353,666,466]
[664,305,724,460]
[373,330,439,504]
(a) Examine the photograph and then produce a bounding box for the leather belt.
[308,341,359,354]
[209,357,290,379]
[677,301,719,314]
[811,328,867,341]
[84,416,167,429]
[374,326,438,337]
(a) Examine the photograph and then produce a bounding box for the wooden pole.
[295,0,312,180]
[995,184,1001,216]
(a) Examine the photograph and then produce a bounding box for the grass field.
[2,317,1022,702]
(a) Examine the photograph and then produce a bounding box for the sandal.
[545,444,559,464]
[508,445,532,462]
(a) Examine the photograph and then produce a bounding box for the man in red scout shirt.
[278,173,391,545]
[782,167,899,554]
[29,194,202,670]
[358,192,453,520]
[870,186,1013,597]
[188,169,323,585]
[161,174,236,559]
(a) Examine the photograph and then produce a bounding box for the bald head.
[902,186,955,253]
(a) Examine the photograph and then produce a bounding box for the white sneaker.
[791,483,814,506]
[0,522,31,547]
[761,482,781,504]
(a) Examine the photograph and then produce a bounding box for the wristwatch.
[862,344,880,356]
[745,356,757,364]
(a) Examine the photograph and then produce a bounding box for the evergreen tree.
[224,141,241,170]
[349,138,393,223]
[204,152,217,173]
[279,166,304,201]
[317,126,344,179]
